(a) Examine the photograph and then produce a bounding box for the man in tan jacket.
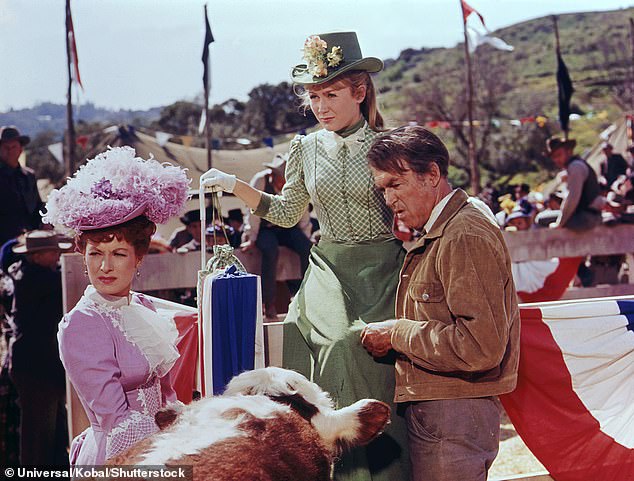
[361,125,520,481]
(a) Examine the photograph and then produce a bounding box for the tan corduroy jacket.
[391,189,520,403]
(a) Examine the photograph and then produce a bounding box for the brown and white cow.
[108,367,390,481]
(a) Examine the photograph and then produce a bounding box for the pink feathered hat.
[43,146,190,232]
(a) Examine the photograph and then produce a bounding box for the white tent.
[584,116,632,175]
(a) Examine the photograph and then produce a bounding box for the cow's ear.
[270,393,319,422]
[155,407,179,430]
[326,399,390,454]
[348,400,390,446]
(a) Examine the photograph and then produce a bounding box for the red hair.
[75,216,156,258]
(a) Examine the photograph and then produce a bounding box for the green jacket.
[391,189,520,402]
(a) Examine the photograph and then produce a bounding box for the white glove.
[200,168,237,193]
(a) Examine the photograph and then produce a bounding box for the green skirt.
[283,237,410,481]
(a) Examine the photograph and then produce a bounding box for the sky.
[1,0,633,112]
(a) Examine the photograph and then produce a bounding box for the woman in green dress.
[204,31,409,481]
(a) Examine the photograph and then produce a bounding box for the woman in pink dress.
[43,146,189,465]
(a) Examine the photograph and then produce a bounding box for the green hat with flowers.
[290,32,383,85]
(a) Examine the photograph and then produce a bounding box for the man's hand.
[361,319,398,358]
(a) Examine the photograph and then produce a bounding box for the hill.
[0,102,161,137]
[374,7,634,185]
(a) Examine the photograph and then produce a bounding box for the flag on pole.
[198,108,206,135]
[202,4,215,90]
[466,26,514,53]
[66,0,83,90]
[557,52,574,133]
[500,298,634,480]
[460,0,485,25]
[461,0,513,53]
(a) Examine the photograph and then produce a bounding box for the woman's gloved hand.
[200,168,237,193]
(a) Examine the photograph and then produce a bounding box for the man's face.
[186,220,202,242]
[549,147,572,169]
[372,162,439,231]
[30,249,62,269]
[0,139,23,167]
[506,216,531,231]
[515,185,528,199]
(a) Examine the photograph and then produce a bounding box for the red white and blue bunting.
[500,298,634,480]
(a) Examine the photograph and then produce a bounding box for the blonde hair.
[297,71,385,131]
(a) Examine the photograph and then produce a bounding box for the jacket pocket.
[408,282,444,303]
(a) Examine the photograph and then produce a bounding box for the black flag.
[202,5,215,89]
[556,52,574,133]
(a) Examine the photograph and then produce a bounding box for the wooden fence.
[503,224,634,299]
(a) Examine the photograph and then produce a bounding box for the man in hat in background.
[600,142,629,188]
[545,136,604,231]
[169,208,211,252]
[0,126,44,246]
[242,153,312,320]
[504,209,533,232]
[7,230,71,466]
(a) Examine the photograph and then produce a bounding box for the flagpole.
[552,15,567,140]
[65,0,77,178]
[203,4,212,171]
[461,1,480,195]
[629,18,634,115]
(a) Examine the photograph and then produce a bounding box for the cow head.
[110,367,390,479]
[222,367,391,453]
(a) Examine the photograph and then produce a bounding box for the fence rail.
[502,223,634,262]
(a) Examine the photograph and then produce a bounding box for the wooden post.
[461,1,480,195]
[64,0,77,178]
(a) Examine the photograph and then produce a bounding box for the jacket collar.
[410,188,469,251]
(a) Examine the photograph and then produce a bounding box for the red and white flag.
[461,0,514,53]
[500,299,634,480]
[66,0,83,90]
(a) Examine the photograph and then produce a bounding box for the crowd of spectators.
[478,137,634,287]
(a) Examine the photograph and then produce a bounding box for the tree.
[154,101,201,135]
[403,49,552,188]
[241,82,316,136]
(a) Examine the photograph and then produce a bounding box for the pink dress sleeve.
[59,311,157,463]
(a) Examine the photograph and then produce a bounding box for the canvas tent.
[584,116,632,175]
[78,125,292,239]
